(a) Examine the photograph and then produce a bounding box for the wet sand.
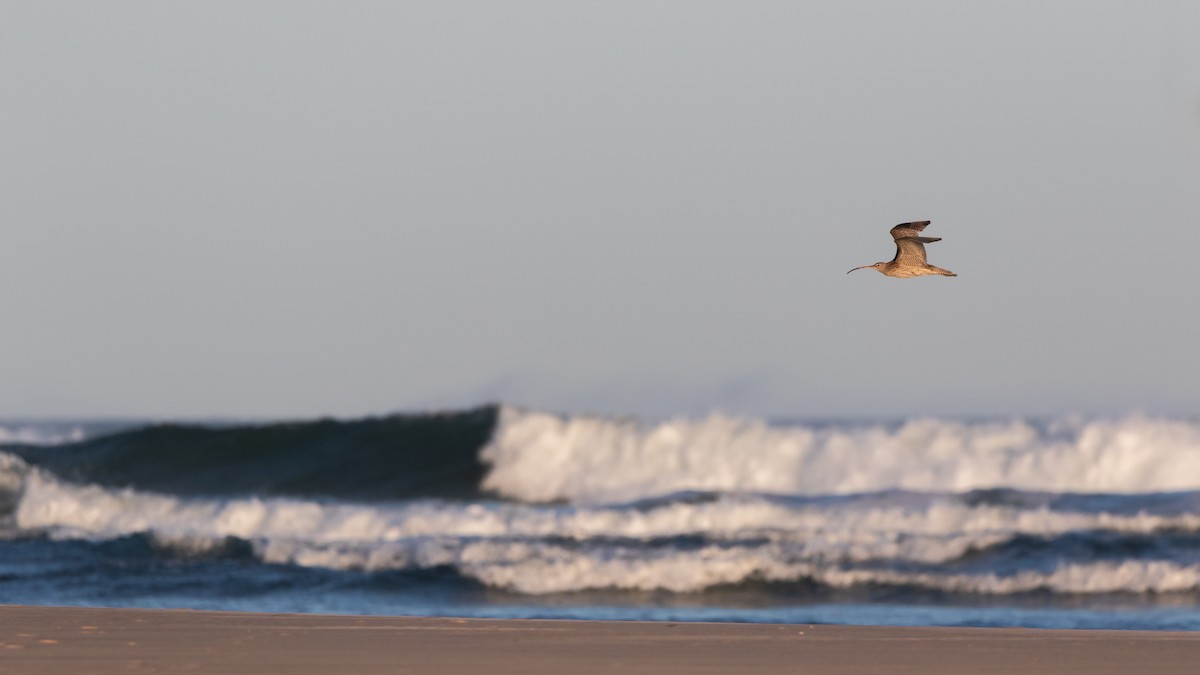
[2,605,1199,674]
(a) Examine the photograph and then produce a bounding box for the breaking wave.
[6,405,1200,505]
[9,465,1200,596]
[482,407,1200,502]
[5,404,1200,599]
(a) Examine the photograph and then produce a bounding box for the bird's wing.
[893,237,930,266]
[889,221,932,241]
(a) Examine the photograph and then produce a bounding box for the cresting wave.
[482,407,1200,502]
[5,405,1200,504]
[4,405,1200,599]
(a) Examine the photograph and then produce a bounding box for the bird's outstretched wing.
[889,221,931,240]
[888,221,941,266]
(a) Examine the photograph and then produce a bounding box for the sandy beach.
[1,605,1197,674]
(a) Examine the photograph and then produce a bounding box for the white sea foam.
[252,539,1200,596]
[18,470,1199,548]
[13,467,1200,594]
[481,407,1200,503]
[0,452,30,510]
[458,545,1200,595]
[0,424,86,446]
[0,451,29,477]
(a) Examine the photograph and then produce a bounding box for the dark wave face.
[3,406,498,501]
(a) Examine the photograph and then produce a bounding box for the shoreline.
[3,605,1200,674]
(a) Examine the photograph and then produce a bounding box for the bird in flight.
[847,221,957,278]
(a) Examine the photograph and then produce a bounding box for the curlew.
[847,221,957,278]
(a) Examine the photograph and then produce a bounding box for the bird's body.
[847,221,957,278]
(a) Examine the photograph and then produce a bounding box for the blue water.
[3,405,1200,631]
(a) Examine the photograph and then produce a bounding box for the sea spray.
[481,407,1200,502]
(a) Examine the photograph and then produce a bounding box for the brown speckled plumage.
[848,221,957,278]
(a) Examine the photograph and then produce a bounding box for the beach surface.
[2,605,1199,674]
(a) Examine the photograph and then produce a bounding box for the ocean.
[3,404,1200,631]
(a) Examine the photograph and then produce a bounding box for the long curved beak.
[846,265,872,274]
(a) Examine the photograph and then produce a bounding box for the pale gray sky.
[3,1,1199,419]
